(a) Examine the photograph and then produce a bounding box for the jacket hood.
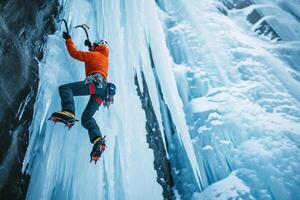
[91,45,109,57]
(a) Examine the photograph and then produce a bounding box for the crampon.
[48,111,78,129]
[90,136,106,164]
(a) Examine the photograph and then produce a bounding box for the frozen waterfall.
[22,0,300,199]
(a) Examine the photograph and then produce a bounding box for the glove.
[84,39,92,48]
[62,31,71,40]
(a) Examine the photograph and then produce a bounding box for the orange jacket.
[65,38,109,79]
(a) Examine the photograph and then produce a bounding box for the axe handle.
[75,25,90,40]
[58,19,69,34]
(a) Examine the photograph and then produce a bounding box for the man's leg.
[58,81,89,114]
[81,95,102,143]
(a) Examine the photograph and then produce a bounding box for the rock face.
[220,0,281,41]
[135,71,174,199]
[0,1,59,199]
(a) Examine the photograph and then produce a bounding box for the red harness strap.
[89,83,102,105]
[95,97,102,105]
[89,83,96,95]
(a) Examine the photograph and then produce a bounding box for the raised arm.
[65,38,95,62]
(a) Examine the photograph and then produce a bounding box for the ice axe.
[74,24,90,41]
[58,19,69,34]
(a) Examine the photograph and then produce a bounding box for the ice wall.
[23,0,169,199]
[22,0,300,199]
[155,0,300,199]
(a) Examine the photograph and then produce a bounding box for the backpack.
[103,83,116,108]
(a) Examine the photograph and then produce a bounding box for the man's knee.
[58,84,68,95]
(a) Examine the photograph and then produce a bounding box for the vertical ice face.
[23,0,165,199]
[22,0,300,199]
[155,0,300,199]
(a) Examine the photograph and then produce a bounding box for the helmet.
[94,39,108,47]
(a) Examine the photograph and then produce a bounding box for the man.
[51,31,109,162]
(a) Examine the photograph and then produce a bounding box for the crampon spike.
[48,112,78,128]
[90,156,99,164]
[66,123,72,129]
[50,117,58,123]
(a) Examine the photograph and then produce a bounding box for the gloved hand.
[84,39,92,48]
[62,31,71,40]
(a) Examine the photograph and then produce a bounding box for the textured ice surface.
[156,0,300,199]
[23,0,300,199]
[23,0,164,199]
[193,171,255,200]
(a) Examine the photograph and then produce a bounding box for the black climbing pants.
[58,81,107,143]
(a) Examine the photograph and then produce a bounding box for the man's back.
[65,38,109,78]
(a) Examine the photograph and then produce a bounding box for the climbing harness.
[86,73,105,105]
[85,73,116,108]
[85,73,107,88]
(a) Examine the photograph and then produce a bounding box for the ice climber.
[50,31,116,163]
